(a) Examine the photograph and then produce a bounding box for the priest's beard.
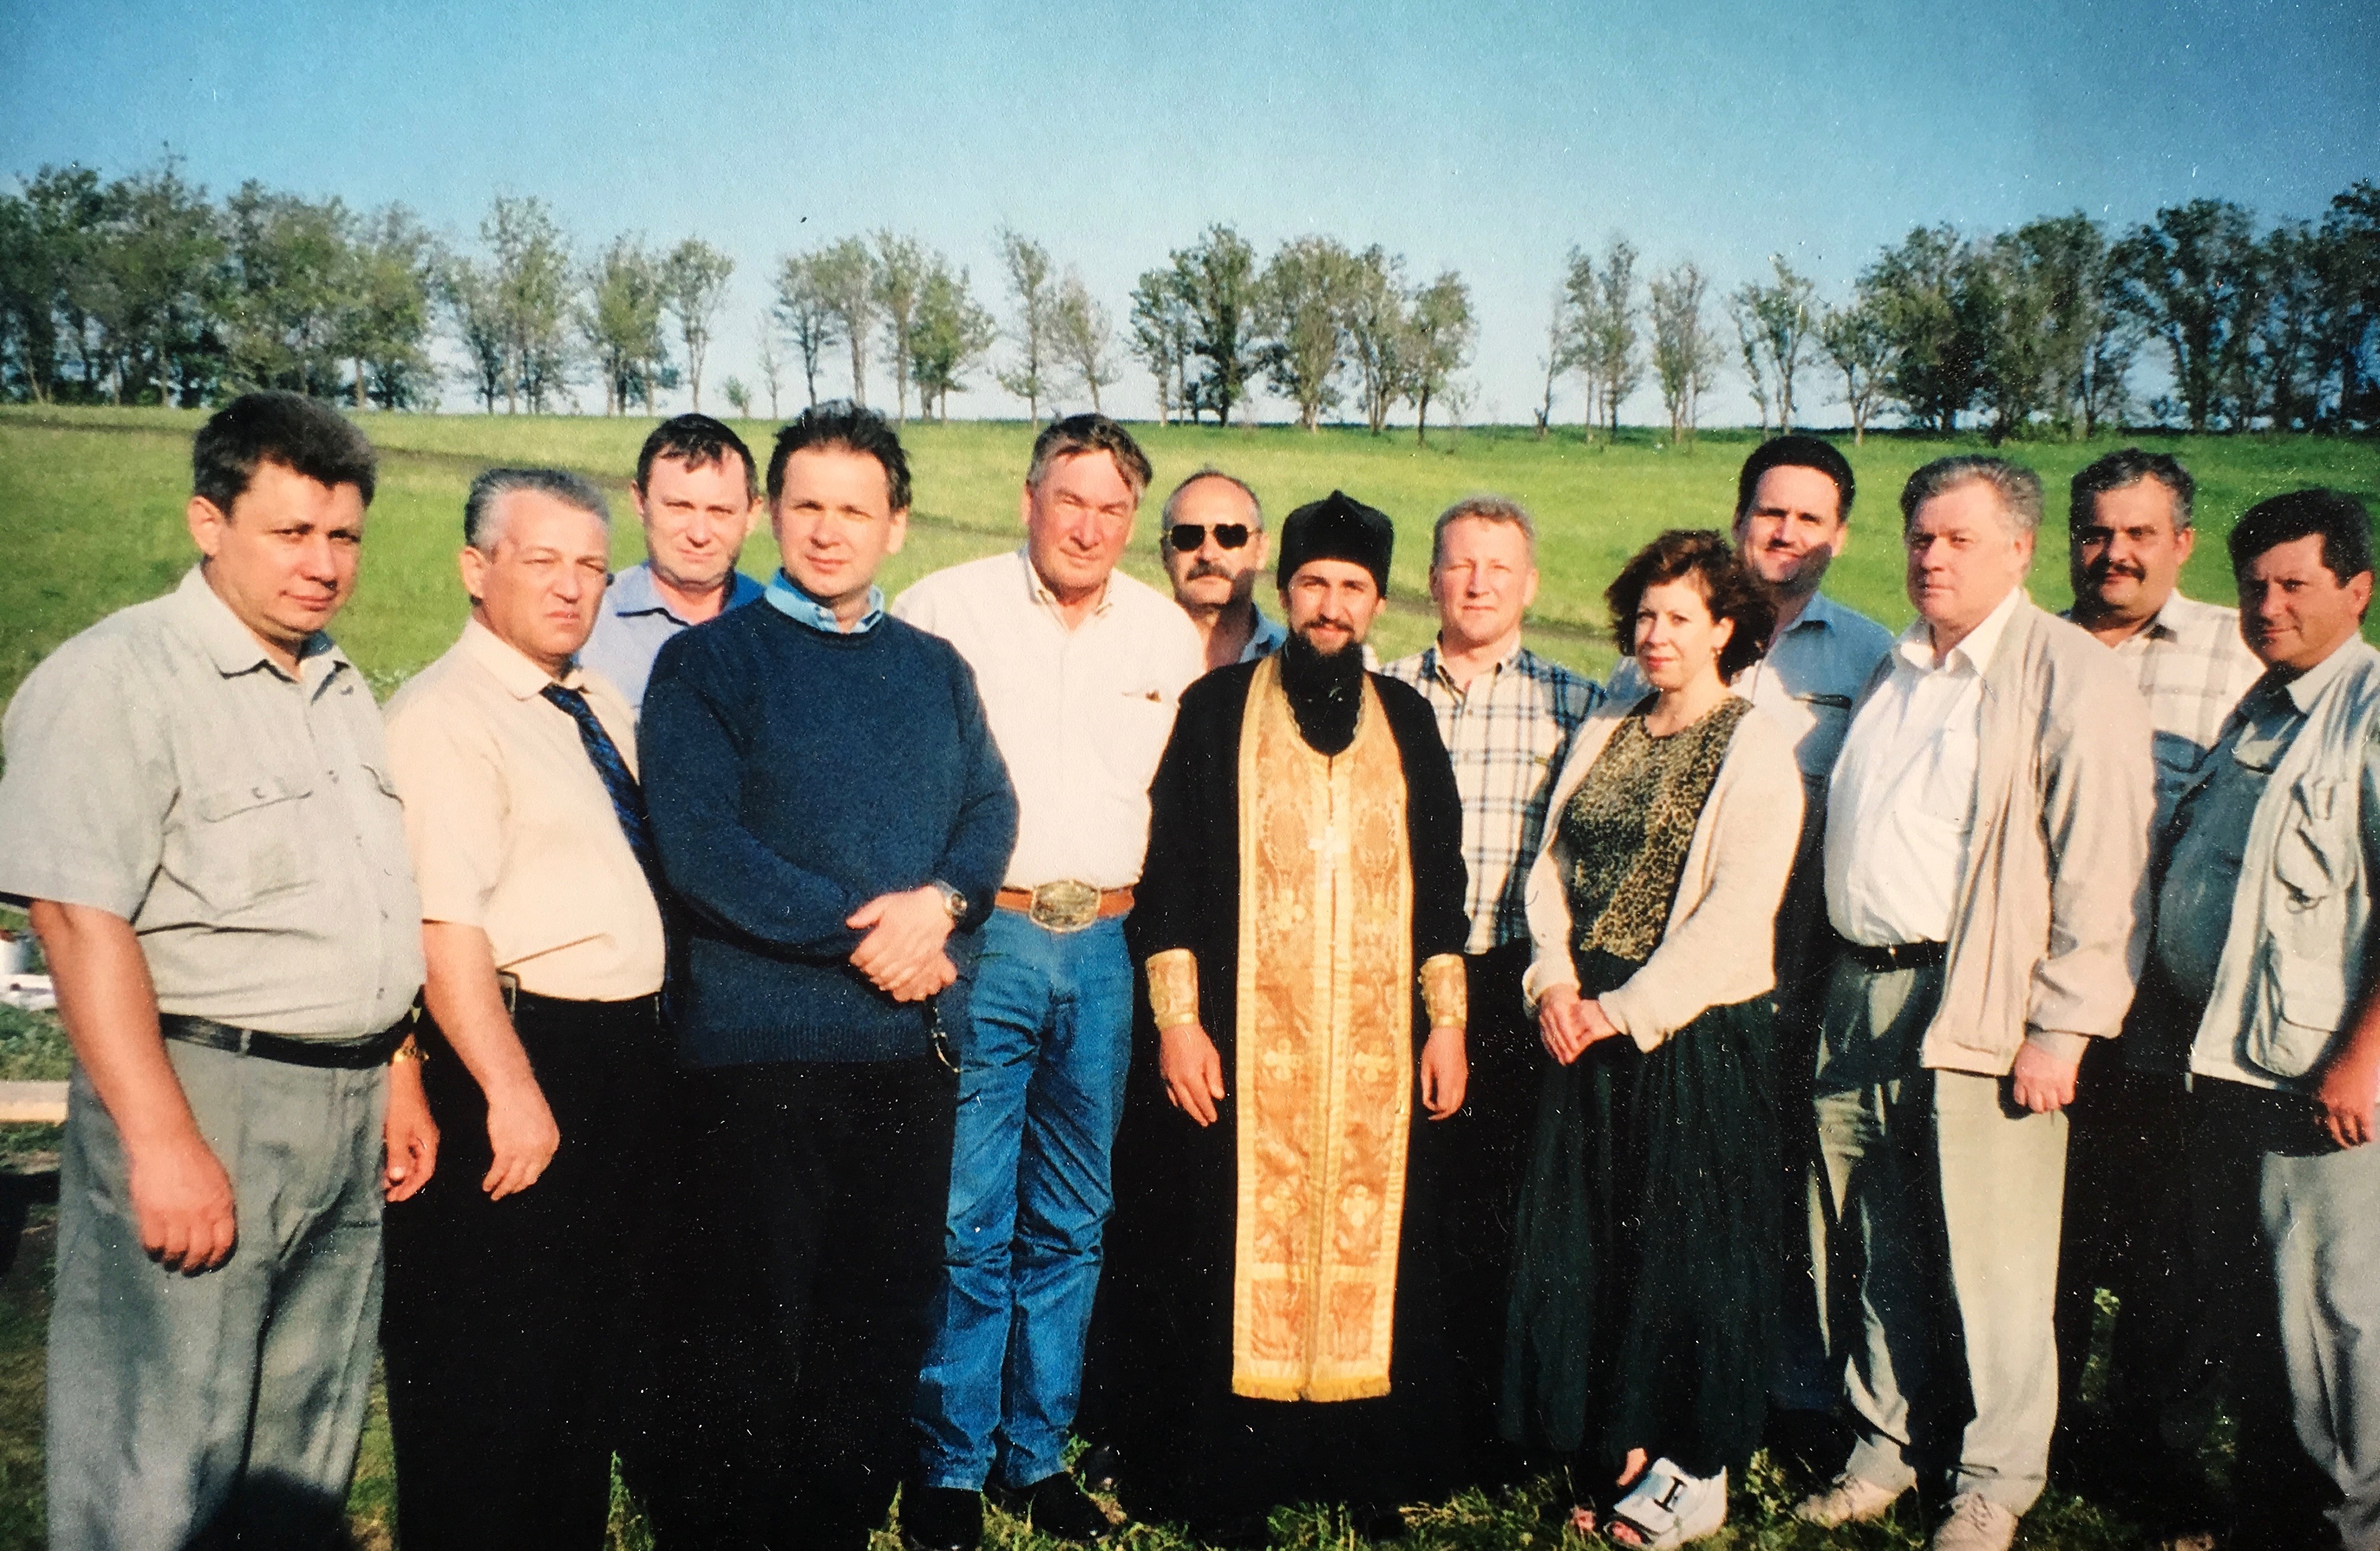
[1280,629,1365,755]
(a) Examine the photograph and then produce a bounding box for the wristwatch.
[930,881,968,924]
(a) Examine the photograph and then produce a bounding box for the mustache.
[1184,561,1237,582]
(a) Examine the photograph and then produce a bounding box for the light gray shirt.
[0,567,423,1038]
[579,561,765,715]
[2064,590,2263,829]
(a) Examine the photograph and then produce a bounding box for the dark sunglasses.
[1169,522,1252,551]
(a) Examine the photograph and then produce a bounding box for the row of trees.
[1535,185,2380,444]
[4,158,2374,436]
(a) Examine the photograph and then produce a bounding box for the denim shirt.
[2166,638,2380,1091]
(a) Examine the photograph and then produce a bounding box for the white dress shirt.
[895,549,1204,890]
[1826,585,2025,947]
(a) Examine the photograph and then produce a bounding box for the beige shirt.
[0,567,423,1037]
[385,620,666,1001]
[1826,585,2024,947]
[894,549,1204,890]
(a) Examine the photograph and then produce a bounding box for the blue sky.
[4,0,2374,424]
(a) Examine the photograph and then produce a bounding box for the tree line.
[1,155,2373,439]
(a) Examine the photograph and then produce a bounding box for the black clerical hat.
[1275,490,1394,595]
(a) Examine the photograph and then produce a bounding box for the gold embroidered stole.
[1231,655,1414,1402]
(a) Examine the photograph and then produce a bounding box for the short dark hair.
[1606,529,1776,682]
[1735,434,1855,525]
[2070,448,2195,532]
[192,391,377,514]
[766,400,911,512]
[1027,414,1153,500]
[465,467,612,551]
[635,413,758,501]
[2228,487,2374,584]
[1901,455,2044,535]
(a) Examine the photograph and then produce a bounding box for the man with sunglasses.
[1159,469,1287,672]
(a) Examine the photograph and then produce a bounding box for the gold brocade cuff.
[1146,948,1201,1030]
[1420,954,1467,1032]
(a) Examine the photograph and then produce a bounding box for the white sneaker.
[1793,1471,1904,1527]
[1930,1492,2019,1551]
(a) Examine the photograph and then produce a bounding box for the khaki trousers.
[1811,957,2068,1515]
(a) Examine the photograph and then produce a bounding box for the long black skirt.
[1499,950,1781,1481]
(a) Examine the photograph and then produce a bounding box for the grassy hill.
[5,406,2375,715]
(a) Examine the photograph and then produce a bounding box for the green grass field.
[1,407,2375,1549]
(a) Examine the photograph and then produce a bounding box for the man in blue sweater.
[641,401,1019,1550]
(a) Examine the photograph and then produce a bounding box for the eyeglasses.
[1169,523,1252,552]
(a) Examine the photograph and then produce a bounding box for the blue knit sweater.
[641,605,1018,1066]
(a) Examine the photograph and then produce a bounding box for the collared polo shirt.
[1384,640,1601,953]
[2063,590,2263,828]
[0,567,423,1037]
[580,561,765,714]
[764,570,884,634]
[384,619,666,1002]
[1826,585,2025,948]
[894,549,1204,891]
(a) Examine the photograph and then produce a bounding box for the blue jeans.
[914,910,1132,1490]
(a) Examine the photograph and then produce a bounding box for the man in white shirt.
[895,415,1204,1549]
[2050,449,2262,1524]
[1798,457,2154,1551]
[1159,469,1287,672]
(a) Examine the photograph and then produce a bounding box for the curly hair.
[1606,529,1775,682]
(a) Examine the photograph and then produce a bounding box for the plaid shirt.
[1384,641,1603,953]
[2063,590,2263,827]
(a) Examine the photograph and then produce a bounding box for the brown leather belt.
[996,882,1135,932]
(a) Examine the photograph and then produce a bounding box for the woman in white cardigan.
[1501,531,1802,1549]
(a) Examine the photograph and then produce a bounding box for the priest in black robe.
[1105,492,1472,1543]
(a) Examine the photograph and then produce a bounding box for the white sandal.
[1604,1458,1726,1549]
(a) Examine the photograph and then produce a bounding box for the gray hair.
[1899,456,2043,536]
[464,467,613,551]
[1159,469,1263,548]
[1431,493,1537,567]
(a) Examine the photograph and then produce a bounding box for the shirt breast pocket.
[2274,777,2356,908]
[1097,686,1178,789]
[188,774,315,912]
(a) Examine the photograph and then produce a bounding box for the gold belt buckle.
[1029,879,1101,932]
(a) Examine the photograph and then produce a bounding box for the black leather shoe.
[1076,1440,1123,1493]
[900,1484,983,1551]
[998,1472,1119,1543]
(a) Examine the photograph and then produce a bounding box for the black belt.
[161,1014,408,1069]
[1839,938,1948,974]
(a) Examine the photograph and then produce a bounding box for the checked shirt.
[2064,590,2262,828]
[1385,642,1603,954]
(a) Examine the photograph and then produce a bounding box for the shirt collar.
[1785,590,1849,637]
[1428,634,1525,688]
[460,616,582,699]
[608,562,764,625]
[1897,584,2024,675]
[765,570,884,634]
[1019,547,1111,620]
[2267,630,2366,716]
[174,564,347,685]
[1243,605,1290,660]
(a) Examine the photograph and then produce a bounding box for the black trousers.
[676,1055,959,1551]
[382,991,671,1551]
[1441,941,1538,1470]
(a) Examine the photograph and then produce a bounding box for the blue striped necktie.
[541,683,660,884]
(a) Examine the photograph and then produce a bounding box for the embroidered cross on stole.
[1230,654,1414,1402]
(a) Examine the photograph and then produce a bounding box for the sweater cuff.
[2025,1029,2091,1065]
[1598,983,1666,1054]
[1519,955,1577,1012]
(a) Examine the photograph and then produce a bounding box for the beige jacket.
[1864,598,2156,1075]
[1522,698,1802,1049]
